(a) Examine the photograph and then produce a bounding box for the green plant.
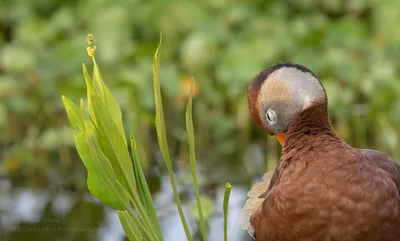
[223,183,232,241]
[62,34,162,241]
[62,34,231,240]
[3,1,400,190]
[152,33,192,240]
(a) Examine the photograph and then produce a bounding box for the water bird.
[241,62,400,241]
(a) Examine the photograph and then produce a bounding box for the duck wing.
[240,169,279,238]
[362,149,400,195]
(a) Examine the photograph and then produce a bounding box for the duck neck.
[283,101,340,151]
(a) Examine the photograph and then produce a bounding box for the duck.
[240,62,400,241]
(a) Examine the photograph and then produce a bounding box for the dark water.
[1,144,271,241]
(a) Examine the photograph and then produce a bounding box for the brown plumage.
[241,62,400,241]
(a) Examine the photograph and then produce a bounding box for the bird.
[240,62,400,241]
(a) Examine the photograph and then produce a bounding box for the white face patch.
[253,66,326,133]
[257,67,325,114]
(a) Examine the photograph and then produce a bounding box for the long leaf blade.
[118,211,143,241]
[152,33,192,241]
[92,58,127,145]
[185,80,208,241]
[131,135,163,239]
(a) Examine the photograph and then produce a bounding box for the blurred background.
[1,0,400,240]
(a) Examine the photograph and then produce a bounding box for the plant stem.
[223,183,232,241]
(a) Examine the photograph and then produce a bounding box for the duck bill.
[275,133,286,147]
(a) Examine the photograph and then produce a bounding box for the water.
[1,145,266,241]
[1,182,253,241]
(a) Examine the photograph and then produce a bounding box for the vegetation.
[62,34,231,241]
[1,1,400,240]
[2,2,400,179]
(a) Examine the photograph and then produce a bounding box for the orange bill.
[275,133,286,147]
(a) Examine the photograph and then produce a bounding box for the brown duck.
[240,62,400,241]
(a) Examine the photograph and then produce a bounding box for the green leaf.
[118,210,143,241]
[185,80,208,241]
[82,114,160,241]
[91,58,106,103]
[92,58,126,145]
[131,135,163,238]
[61,96,124,210]
[153,36,170,165]
[152,33,193,241]
[81,54,162,241]
[82,115,159,241]
[82,63,136,198]
[113,180,161,241]
[82,65,98,127]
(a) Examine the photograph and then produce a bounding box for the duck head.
[247,62,327,147]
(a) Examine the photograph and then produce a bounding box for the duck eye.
[266,109,277,124]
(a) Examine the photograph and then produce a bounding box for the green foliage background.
[1,0,400,221]
[2,0,400,240]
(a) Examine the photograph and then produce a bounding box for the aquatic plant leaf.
[62,96,124,210]
[113,180,162,241]
[83,113,160,241]
[131,135,163,238]
[92,58,126,146]
[185,80,208,241]
[152,33,193,241]
[82,63,136,197]
[118,210,143,241]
